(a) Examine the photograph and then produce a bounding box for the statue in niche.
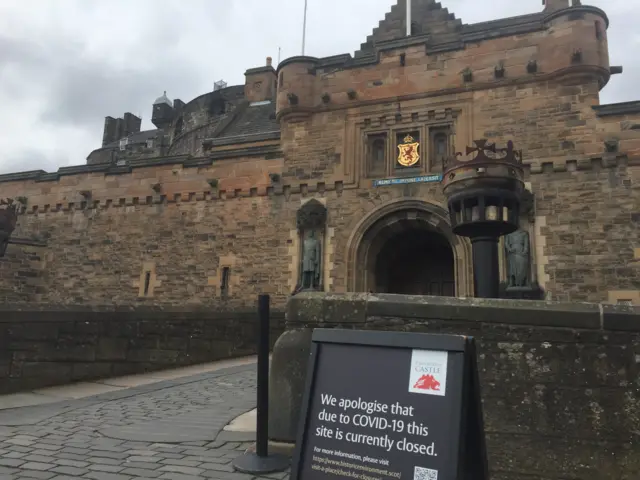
[505,229,531,288]
[301,230,322,290]
[294,199,327,294]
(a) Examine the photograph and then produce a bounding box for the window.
[595,21,603,40]
[617,299,633,306]
[143,271,151,296]
[146,139,154,149]
[221,267,231,296]
[211,98,226,115]
[138,264,155,298]
[174,116,184,136]
[429,128,451,172]
[368,134,387,176]
[119,137,128,151]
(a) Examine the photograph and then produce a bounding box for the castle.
[1,0,639,308]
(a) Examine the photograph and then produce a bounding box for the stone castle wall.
[0,157,637,307]
[0,2,639,307]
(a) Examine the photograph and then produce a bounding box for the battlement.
[1,147,637,217]
[276,2,612,122]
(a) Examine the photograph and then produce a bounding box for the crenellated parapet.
[275,2,613,125]
[0,146,636,216]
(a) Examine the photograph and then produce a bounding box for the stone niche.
[294,199,327,293]
[500,189,545,300]
[269,293,640,479]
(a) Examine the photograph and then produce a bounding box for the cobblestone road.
[0,364,291,480]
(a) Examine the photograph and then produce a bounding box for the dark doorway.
[374,229,455,296]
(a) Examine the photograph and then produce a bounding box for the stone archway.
[346,199,473,297]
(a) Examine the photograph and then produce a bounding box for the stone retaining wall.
[0,305,284,394]
[269,293,640,480]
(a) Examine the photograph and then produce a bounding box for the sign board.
[373,175,443,187]
[291,329,488,480]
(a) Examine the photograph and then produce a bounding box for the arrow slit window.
[221,267,231,297]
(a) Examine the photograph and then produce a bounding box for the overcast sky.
[0,0,637,174]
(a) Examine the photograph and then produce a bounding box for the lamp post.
[442,140,525,299]
[0,203,18,258]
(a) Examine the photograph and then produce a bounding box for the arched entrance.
[374,227,455,295]
[346,200,473,297]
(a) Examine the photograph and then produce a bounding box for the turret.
[276,56,318,120]
[539,0,610,89]
[152,91,175,130]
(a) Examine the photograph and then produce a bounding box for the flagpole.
[406,0,411,36]
[302,0,309,55]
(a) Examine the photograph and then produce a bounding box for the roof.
[104,129,159,148]
[592,101,640,117]
[218,101,279,139]
[202,100,280,148]
[153,91,172,106]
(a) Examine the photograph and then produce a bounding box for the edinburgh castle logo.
[413,374,441,391]
[408,350,448,396]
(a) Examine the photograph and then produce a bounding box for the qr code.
[414,466,438,480]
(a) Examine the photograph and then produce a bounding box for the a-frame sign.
[291,329,489,480]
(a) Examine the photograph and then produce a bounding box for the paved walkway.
[0,359,292,480]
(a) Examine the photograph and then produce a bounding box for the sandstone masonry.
[0,0,639,308]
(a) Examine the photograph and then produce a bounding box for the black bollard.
[255,294,270,457]
[232,294,290,474]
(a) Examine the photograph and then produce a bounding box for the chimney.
[244,57,277,103]
[543,0,570,11]
[123,112,142,137]
[102,116,117,146]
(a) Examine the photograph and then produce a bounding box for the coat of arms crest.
[397,134,420,167]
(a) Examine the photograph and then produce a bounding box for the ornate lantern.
[442,139,525,298]
[0,203,18,258]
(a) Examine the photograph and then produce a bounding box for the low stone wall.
[269,293,640,480]
[0,304,284,394]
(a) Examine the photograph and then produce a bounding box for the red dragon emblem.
[413,374,441,391]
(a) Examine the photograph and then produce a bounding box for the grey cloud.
[0,149,65,174]
[0,0,237,139]
[39,54,201,127]
[0,34,202,129]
